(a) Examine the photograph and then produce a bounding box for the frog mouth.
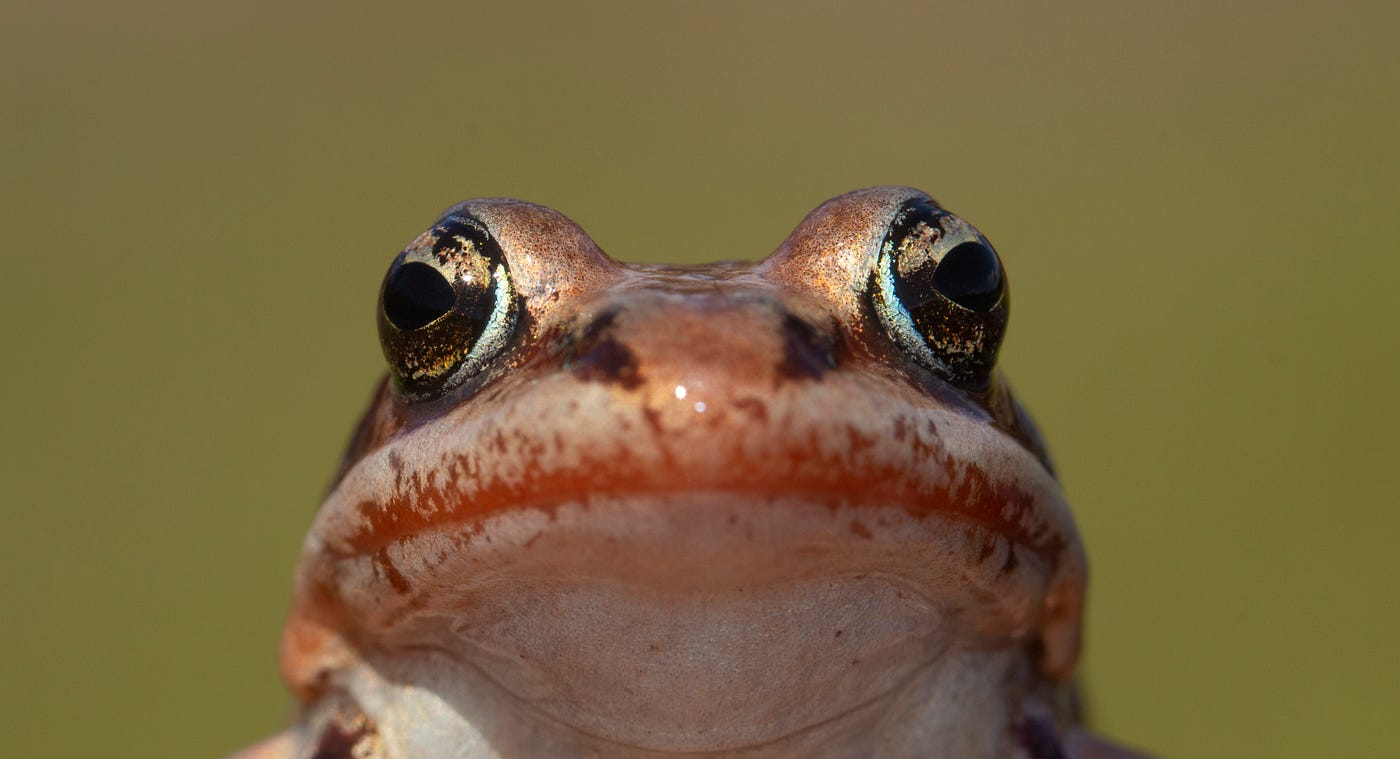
[291,372,1087,688]
[317,378,1075,563]
[311,432,1078,627]
[282,372,1088,752]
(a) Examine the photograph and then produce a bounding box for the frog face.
[230,188,1148,759]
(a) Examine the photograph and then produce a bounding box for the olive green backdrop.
[3,1,1396,756]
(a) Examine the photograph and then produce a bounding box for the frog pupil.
[384,262,455,330]
[931,242,1002,312]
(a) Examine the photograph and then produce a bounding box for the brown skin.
[232,188,1151,758]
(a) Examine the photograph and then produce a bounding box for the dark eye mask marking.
[777,315,837,381]
[566,310,643,390]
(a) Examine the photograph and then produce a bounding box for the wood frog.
[230,187,1149,758]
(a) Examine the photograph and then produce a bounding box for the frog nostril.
[778,315,837,380]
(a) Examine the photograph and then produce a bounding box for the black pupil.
[383,262,456,330]
[932,242,1003,311]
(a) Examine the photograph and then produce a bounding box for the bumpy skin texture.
[232,188,1152,758]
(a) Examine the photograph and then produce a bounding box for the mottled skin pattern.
[231,188,1151,758]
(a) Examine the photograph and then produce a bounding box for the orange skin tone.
[232,188,1151,758]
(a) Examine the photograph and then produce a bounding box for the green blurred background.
[3,1,1397,756]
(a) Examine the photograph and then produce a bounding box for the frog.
[229,187,1150,758]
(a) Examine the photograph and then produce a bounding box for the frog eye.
[377,213,517,399]
[872,199,1009,388]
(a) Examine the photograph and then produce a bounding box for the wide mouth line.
[326,481,1068,565]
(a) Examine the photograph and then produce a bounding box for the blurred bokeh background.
[3,1,1396,756]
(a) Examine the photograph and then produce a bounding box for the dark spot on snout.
[567,310,643,390]
[778,315,836,380]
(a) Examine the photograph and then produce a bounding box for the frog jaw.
[288,491,1070,758]
[281,352,1087,752]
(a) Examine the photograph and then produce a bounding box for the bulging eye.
[872,200,1009,388]
[377,214,517,399]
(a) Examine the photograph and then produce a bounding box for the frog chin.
[290,491,1079,756]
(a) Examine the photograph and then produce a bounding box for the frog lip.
[313,389,1078,569]
[336,479,1067,563]
[339,490,1062,599]
[306,359,1077,567]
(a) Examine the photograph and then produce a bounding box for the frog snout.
[563,292,838,396]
